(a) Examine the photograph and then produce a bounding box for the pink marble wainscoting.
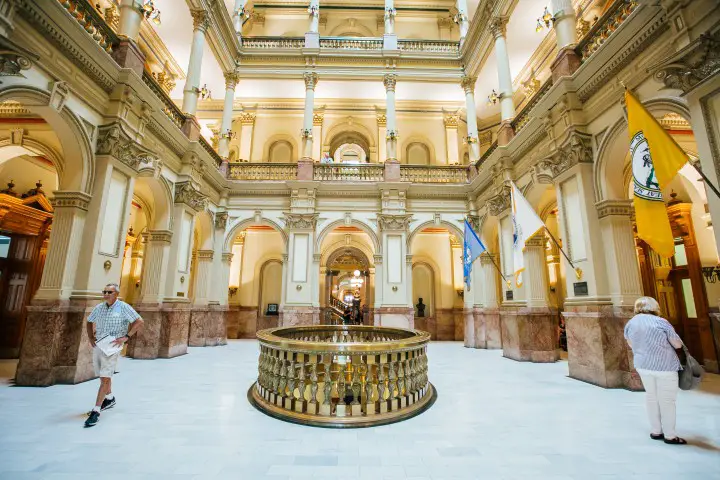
[16,299,97,386]
[435,309,455,340]
[158,303,191,358]
[464,308,475,347]
[564,305,642,391]
[257,314,280,331]
[188,306,228,347]
[280,307,320,327]
[126,303,163,359]
[484,309,502,349]
[501,307,559,363]
[413,314,428,334]
[454,309,464,341]
[373,307,414,330]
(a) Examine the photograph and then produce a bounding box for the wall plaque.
[505,290,513,301]
[573,282,589,296]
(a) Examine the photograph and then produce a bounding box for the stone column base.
[188,305,228,347]
[280,306,320,327]
[464,308,475,347]
[497,121,515,146]
[15,299,97,386]
[227,305,261,338]
[501,307,559,363]
[551,46,581,83]
[111,39,145,77]
[181,116,201,141]
[127,302,190,359]
[468,307,502,349]
[564,305,643,390]
[373,307,414,330]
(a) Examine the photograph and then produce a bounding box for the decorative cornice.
[377,213,412,231]
[283,212,318,230]
[651,30,720,95]
[96,122,158,172]
[215,211,228,230]
[596,199,633,218]
[537,132,593,179]
[174,181,208,212]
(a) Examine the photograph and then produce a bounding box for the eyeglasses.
[102,290,116,295]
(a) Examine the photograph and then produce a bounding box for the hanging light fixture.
[221,129,236,140]
[141,0,161,25]
[487,89,499,106]
[536,6,553,32]
[199,84,211,100]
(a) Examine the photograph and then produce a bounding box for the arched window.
[406,142,430,165]
[268,140,293,163]
[334,143,367,163]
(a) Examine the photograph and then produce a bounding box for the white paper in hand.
[96,336,122,356]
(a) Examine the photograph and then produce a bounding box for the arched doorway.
[325,246,371,324]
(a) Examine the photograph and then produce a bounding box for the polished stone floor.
[1,341,719,480]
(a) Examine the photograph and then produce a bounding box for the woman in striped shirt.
[624,296,686,445]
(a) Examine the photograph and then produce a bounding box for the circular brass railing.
[248,325,435,427]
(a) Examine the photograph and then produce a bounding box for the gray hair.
[105,283,120,293]
[634,296,660,315]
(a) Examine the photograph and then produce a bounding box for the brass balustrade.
[242,36,305,49]
[228,163,298,180]
[576,0,639,61]
[398,40,460,55]
[314,164,384,182]
[249,325,435,427]
[57,0,118,53]
[320,37,383,50]
[511,78,553,134]
[399,165,468,184]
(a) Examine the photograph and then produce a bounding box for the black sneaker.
[84,411,100,427]
[101,397,116,411]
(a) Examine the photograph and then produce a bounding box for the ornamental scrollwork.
[96,123,159,172]
[283,213,318,230]
[215,211,229,230]
[377,214,412,232]
[652,31,720,94]
[538,131,593,178]
[174,181,208,212]
[487,187,511,216]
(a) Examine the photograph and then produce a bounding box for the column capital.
[174,181,208,212]
[460,75,476,94]
[376,114,387,127]
[303,71,319,90]
[383,73,397,92]
[224,71,240,90]
[196,249,214,260]
[214,211,228,230]
[147,229,173,244]
[221,252,234,263]
[313,112,324,126]
[525,234,546,248]
[490,16,509,39]
[239,111,256,125]
[596,199,634,219]
[480,253,498,265]
[190,9,210,33]
[443,114,459,128]
[50,191,92,211]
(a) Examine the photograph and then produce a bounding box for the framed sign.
[266,303,279,315]
[505,290,514,301]
[573,282,589,296]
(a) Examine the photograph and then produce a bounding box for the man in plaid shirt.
[84,283,144,427]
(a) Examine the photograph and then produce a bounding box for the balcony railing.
[142,70,186,129]
[228,163,298,181]
[477,142,498,168]
[576,0,639,61]
[314,164,385,182]
[511,78,553,134]
[320,37,383,50]
[241,36,305,49]
[199,137,223,169]
[399,165,468,184]
[56,0,118,53]
[398,40,460,55]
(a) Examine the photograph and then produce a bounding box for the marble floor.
[1,341,719,480]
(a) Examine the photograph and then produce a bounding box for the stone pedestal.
[16,299,97,386]
[181,116,202,141]
[550,47,581,82]
[501,307,559,362]
[496,121,515,146]
[127,302,190,359]
[111,39,145,76]
[383,160,400,182]
[296,159,314,180]
[464,308,475,347]
[188,305,228,347]
[564,305,643,390]
[126,303,162,359]
[280,306,320,326]
[470,307,502,349]
[373,307,414,329]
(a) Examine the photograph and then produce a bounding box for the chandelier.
[535,6,553,32]
[141,0,161,25]
[221,129,236,140]
[487,89,499,105]
[199,84,211,100]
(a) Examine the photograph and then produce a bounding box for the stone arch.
[411,259,440,316]
[407,219,463,249]
[325,245,371,269]
[0,85,94,193]
[328,20,376,37]
[594,96,692,203]
[320,239,375,270]
[316,218,380,254]
[262,133,298,163]
[324,119,376,161]
[0,137,64,188]
[224,216,288,253]
[193,209,215,251]
[401,136,436,165]
[132,176,172,231]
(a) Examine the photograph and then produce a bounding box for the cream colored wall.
[411,233,454,309]
[395,16,441,39]
[398,115,447,164]
[238,230,285,306]
[260,261,283,313]
[0,156,58,193]
[251,113,304,162]
[412,263,434,315]
[252,13,307,37]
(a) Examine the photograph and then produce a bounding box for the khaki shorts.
[93,347,120,378]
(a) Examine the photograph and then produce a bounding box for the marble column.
[477,253,502,349]
[312,112,324,162]
[218,71,239,171]
[377,113,387,162]
[490,17,515,146]
[550,0,581,81]
[444,114,460,165]
[300,72,318,166]
[455,0,470,43]
[189,250,224,347]
[383,0,397,49]
[238,112,255,162]
[461,75,480,162]
[181,9,210,116]
[306,0,320,48]
[384,74,398,164]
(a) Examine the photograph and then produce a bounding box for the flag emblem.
[631,132,662,202]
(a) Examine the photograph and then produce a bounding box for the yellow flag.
[626,89,688,258]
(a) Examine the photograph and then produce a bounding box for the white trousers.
[636,368,679,439]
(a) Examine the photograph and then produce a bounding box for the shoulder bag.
[678,344,704,391]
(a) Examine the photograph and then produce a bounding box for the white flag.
[510,181,545,287]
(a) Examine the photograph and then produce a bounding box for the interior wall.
[238,229,285,306]
[412,263,434,316]
[260,261,283,314]
[411,232,454,308]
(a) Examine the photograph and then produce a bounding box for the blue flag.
[463,219,487,288]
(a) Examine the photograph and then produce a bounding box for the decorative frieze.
[148,230,173,243]
[214,211,228,230]
[596,200,633,219]
[50,191,92,211]
[96,123,158,172]
[174,181,208,212]
[538,132,593,179]
[377,214,412,231]
[283,213,318,230]
[652,31,720,95]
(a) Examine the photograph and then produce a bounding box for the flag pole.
[690,162,720,200]
[480,251,512,288]
[543,227,582,280]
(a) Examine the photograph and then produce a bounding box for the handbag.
[678,344,704,391]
